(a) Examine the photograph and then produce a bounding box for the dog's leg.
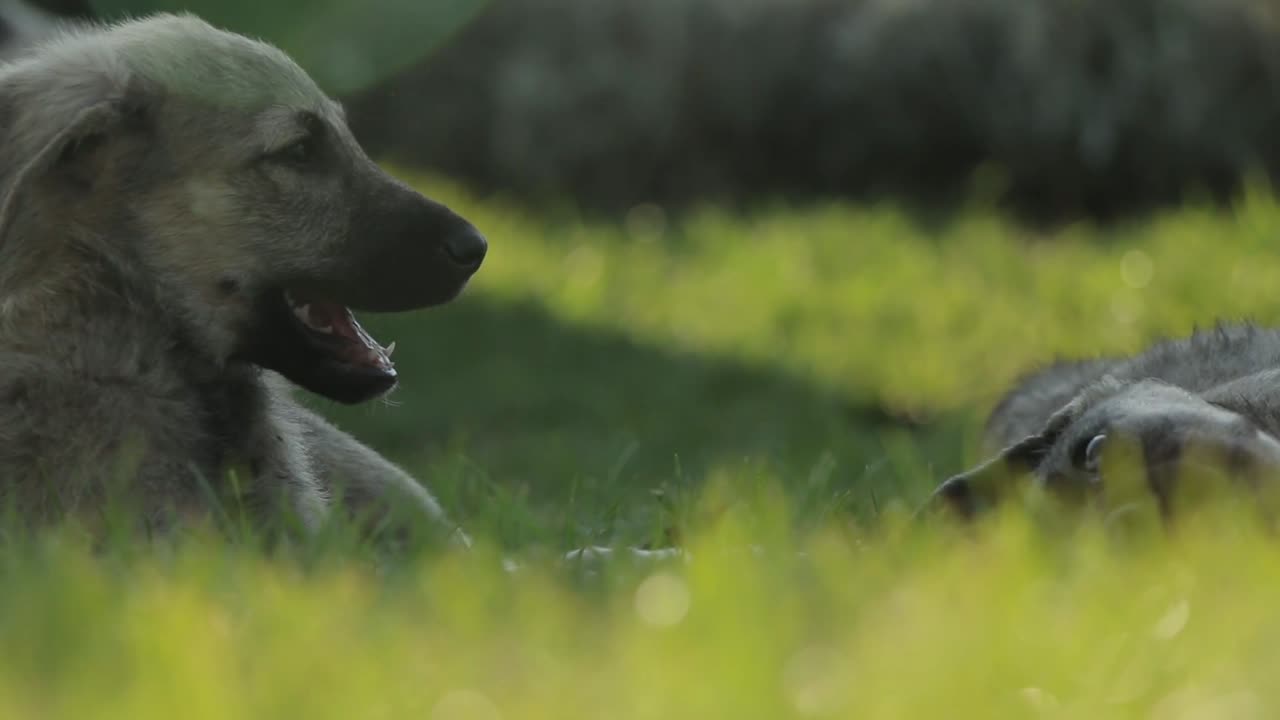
[291,407,471,549]
[295,405,681,564]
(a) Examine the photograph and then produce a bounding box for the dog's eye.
[269,136,317,166]
[1071,432,1108,474]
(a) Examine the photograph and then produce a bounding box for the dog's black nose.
[443,226,487,270]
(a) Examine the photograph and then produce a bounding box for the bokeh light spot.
[634,572,690,628]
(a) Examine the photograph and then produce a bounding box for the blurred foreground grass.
[11,176,1280,717]
[6,504,1280,719]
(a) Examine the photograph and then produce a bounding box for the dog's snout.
[443,226,488,270]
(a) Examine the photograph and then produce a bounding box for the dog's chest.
[189,371,311,509]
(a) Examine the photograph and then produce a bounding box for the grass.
[314,175,1280,547]
[12,174,1280,717]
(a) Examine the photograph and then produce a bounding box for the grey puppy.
[931,323,1280,522]
[0,14,485,543]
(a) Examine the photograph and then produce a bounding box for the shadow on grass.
[305,295,978,548]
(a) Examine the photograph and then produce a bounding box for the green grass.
[313,176,1280,547]
[14,176,1280,717]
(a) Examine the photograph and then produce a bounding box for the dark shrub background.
[46,0,1280,220]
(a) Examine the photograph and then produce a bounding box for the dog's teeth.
[384,341,396,357]
[290,302,335,334]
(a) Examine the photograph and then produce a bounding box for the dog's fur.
[932,323,1280,521]
[0,14,487,543]
[0,1,70,62]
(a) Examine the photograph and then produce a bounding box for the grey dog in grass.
[931,323,1280,525]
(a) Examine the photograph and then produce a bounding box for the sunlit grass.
[14,176,1280,716]
[416,176,1280,416]
[309,174,1280,540]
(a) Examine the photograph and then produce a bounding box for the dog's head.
[0,14,486,403]
[930,379,1280,521]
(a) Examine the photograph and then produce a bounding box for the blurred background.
[14,0,1280,220]
[5,0,1280,547]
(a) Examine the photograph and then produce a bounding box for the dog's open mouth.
[239,290,404,404]
[283,291,396,374]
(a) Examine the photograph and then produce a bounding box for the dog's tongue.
[295,300,395,371]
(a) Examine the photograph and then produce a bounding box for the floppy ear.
[0,93,147,250]
[25,93,146,188]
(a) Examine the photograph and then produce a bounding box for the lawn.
[317,175,1280,547]
[8,176,1280,718]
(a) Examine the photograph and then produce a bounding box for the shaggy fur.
[0,13,486,544]
[932,323,1280,522]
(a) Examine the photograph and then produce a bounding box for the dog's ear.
[0,87,151,244]
[42,89,150,190]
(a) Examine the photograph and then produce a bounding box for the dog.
[930,323,1280,524]
[0,13,485,544]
